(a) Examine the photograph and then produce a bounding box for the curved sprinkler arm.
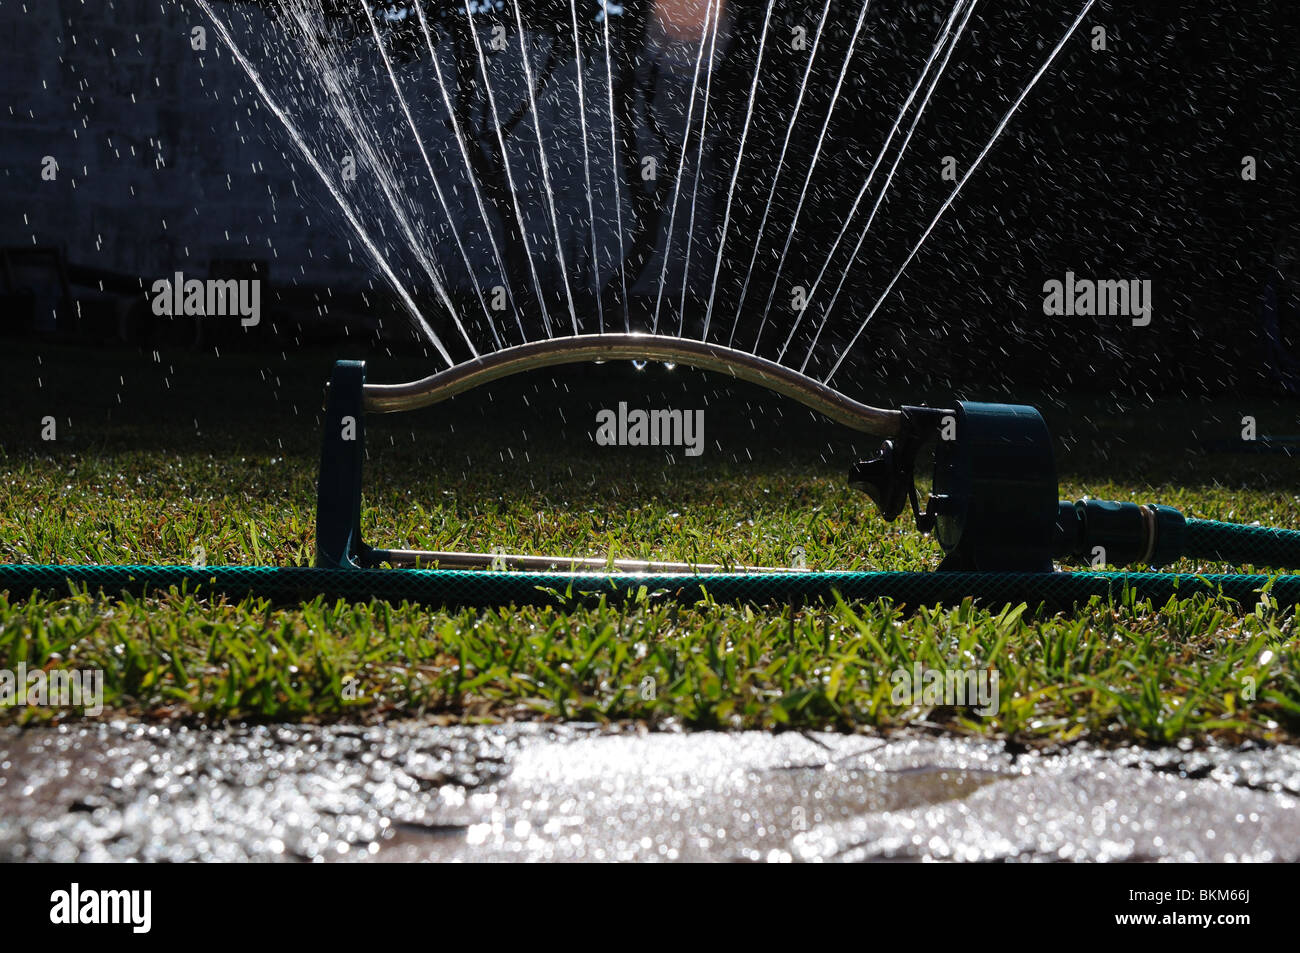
[359,335,936,565]
[361,333,906,437]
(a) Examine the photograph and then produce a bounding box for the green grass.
[2,341,1299,744]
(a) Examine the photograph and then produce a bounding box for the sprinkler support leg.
[315,360,371,568]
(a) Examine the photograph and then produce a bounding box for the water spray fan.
[6,334,1300,613]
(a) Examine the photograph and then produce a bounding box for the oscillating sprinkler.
[315,333,1214,578]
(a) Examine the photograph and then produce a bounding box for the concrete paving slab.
[1,723,1296,862]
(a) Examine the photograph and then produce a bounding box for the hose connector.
[1055,499,1187,569]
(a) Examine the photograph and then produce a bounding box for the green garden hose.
[1182,519,1300,569]
[0,561,1297,613]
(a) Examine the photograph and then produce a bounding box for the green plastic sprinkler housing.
[850,401,1058,571]
[848,400,1190,572]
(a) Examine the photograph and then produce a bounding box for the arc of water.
[775,0,969,365]
[651,0,720,336]
[413,0,526,344]
[195,0,456,363]
[726,0,833,348]
[750,0,871,353]
[510,1,580,335]
[297,3,479,354]
[822,0,1099,386]
[463,0,555,336]
[798,0,980,371]
[699,0,776,343]
[568,0,605,333]
[601,5,629,330]
[677,0,723,337]
[361,1,502,349]
[291,1,482,358]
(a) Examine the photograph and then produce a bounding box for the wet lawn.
[1,340,1298,744]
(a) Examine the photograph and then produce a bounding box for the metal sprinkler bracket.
[313,335,1125,575]
[315,334,913,571]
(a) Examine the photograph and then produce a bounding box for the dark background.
[2,0,1298,406]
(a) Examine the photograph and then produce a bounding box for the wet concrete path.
[2,723,1297,861]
